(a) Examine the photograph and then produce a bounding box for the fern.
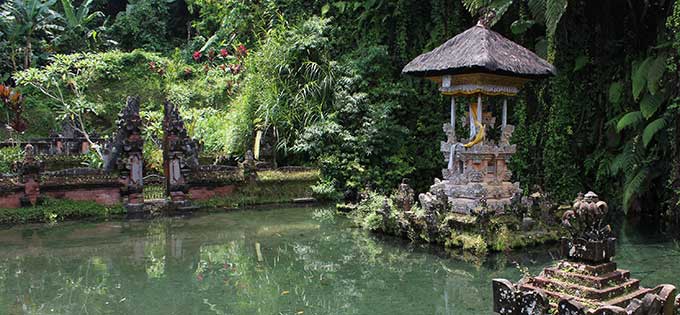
[623,166,650,212]
[610,143,641,174]
[642,117,668,147]
[616,111,644,132]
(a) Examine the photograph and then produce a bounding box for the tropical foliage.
[0,0,678,226]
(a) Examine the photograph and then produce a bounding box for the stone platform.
[521,260,674,311]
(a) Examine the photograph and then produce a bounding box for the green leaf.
[616,111,643,132]
[573,55,589,72]
[321,3,330,15]
[642,117,667,147]
[534,37,548,59]
[631,57,652,100]
[511,19,536,35]
[545,0,568,38]
[608,81,623,105]
[646,55,666,95]
[364,0,377,10]
[334,1,347,13]
[639,93,663,119]
[528,0,546,23]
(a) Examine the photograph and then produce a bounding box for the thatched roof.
[403,23,556,79]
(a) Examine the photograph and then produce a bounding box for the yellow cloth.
[464,102,485,148]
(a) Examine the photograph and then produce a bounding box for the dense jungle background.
[0,0,679,227]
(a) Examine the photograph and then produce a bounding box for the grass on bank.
[0,198,125,225]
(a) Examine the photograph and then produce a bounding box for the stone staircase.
[520,260,655,311]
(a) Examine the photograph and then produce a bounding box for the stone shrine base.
[442,181,521,214]
[494,259,677,314]
[524,260,665,309]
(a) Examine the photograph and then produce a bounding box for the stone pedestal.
[424,123,521,214]
[492,192,679,315]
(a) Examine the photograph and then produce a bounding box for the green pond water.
[0,206,678,315]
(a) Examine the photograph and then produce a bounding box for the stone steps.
[543,267,630,289]
[530,275,640,300]
[555,261,618,276]
[605,287,654,308]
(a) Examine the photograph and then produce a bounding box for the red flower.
[237,45,248,57]
[192,51,202,62]
[220,48,229,58]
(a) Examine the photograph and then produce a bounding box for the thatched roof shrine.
[402,22,556,80]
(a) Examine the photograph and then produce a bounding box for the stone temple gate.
[106,96,200,214]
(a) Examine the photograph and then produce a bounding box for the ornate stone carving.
[113,97,145,211]
[163,101,199,206]
[500,125,515,146]
[561,192,614,263]
[492,279,549,315]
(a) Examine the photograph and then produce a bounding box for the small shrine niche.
[403,16,555,214]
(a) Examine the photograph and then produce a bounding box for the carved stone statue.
[392,178,415,212]
[241,149,258,184]
[16,144,43,206]
[499,125,515,146]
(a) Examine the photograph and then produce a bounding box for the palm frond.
[545,0,567,38]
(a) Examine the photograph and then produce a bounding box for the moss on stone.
[343,190,564,256]
[194,175,318,209]
[445,230,489,256]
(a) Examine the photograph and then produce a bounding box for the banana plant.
[55,0,106,51]
[0,0,60,70]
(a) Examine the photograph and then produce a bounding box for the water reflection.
[0,207,677,315]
